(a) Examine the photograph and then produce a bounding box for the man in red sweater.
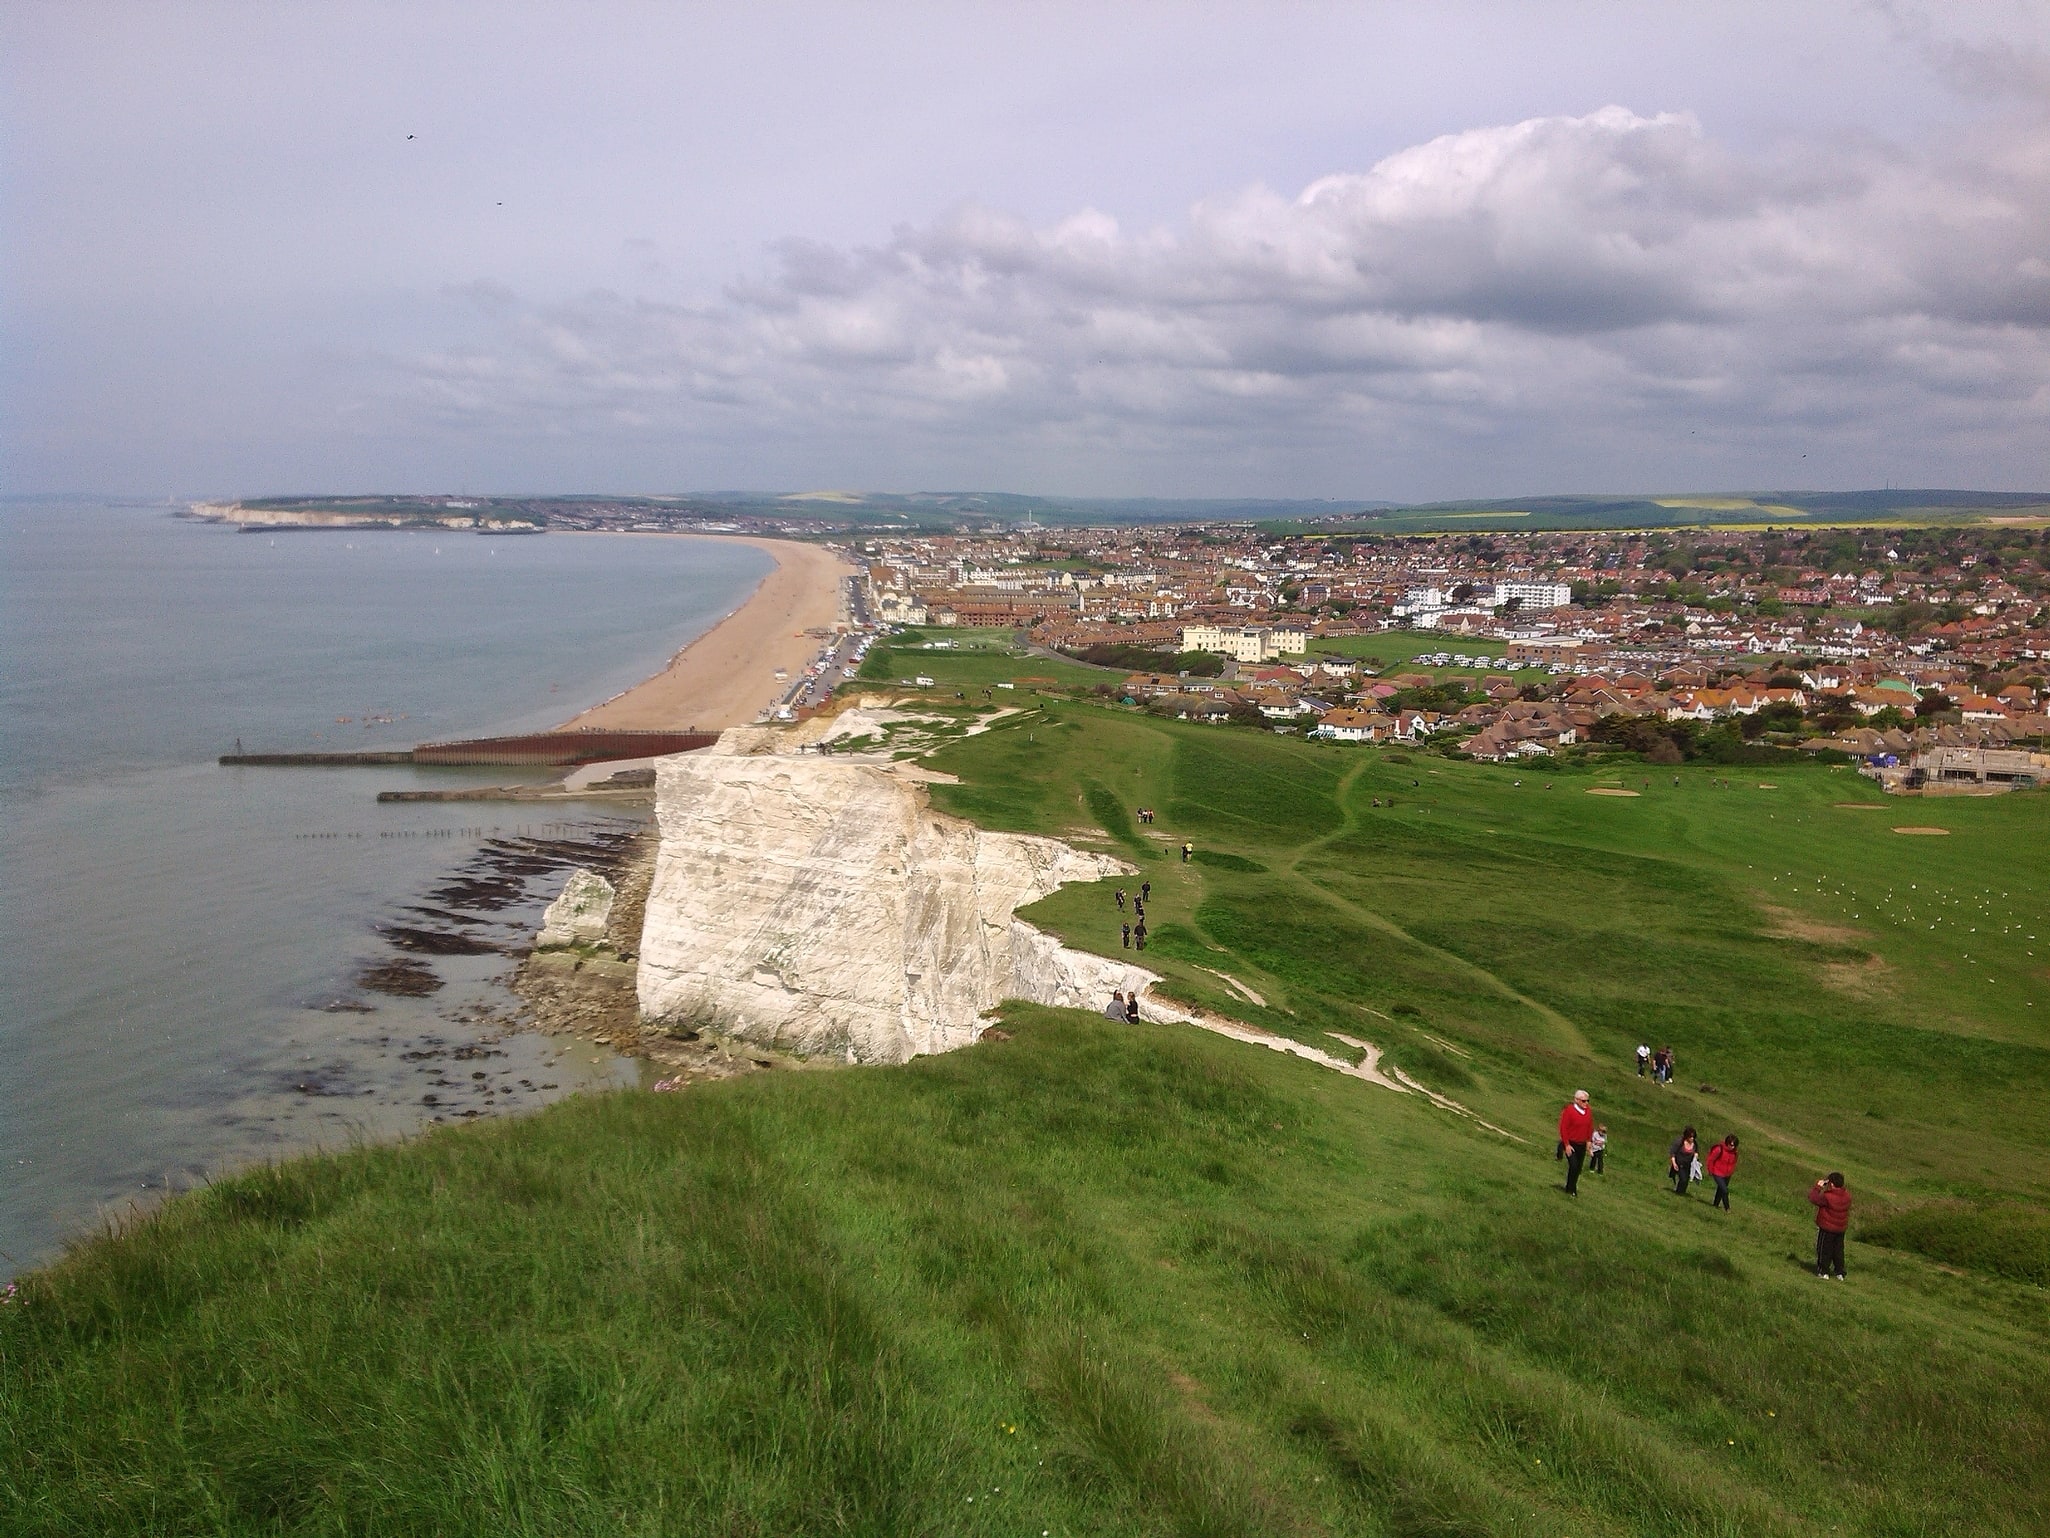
[1557,1090,1593,1195]
[1809,1172,1852,1278]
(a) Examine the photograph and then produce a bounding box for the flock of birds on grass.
[1764,871,2038,1006]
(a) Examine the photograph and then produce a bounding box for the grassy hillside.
[6,693,2049,1534]
[1264,489,2050,534]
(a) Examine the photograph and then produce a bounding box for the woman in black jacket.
[1668,1126,1699,1196]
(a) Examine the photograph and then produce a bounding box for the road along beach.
[559,536,857,731]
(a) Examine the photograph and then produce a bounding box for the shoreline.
[556,534,856,732]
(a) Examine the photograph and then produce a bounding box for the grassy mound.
[1862,1200,2050,1287]
[7,1011,2048,1535]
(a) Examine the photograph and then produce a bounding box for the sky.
[4,1,2049,501]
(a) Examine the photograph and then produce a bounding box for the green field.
[1308,631,1510,673]
[858,630,1121,695]
[6,706,2049,1533]
[1265,490,2050,535]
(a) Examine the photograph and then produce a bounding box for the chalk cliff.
[637,751,1160,1061]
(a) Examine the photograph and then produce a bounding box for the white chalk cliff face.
[637,751,1160,1061]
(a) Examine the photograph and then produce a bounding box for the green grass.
[890,625,1022,651]
[1309,630,1509,671]
[8,705,2050,1533]
[848,643,1109,696]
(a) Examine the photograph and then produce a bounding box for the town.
[854,521,2049,786]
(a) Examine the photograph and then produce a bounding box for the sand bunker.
[1892,826,1951,836]
[1587,788,1640,797]
[1759,903,1868,946]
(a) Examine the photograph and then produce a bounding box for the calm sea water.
[0,503,770,1272]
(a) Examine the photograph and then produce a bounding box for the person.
[1669,1126,1699,1195]
[1134,920,1148,950]
[1121,922,1132,949]
[1125,993,1141,1024]
[1133,899,1144,921]
[1181,842,1193,863]
[1557,1090,1593,1195]
[1636,1043,1651,1077]
[1809,1172,1852,1278]
[1588,1124,1607,1174]
[1116,887,1127,911]
[1140,881,1150,902]
[1705,1134,1739,1210]
[1103,991,1127,1021]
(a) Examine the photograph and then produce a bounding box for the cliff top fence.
[223,729,718,768]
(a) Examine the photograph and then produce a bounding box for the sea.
[0,502,771,1274]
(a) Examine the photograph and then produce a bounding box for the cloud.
[394,106,2050,491]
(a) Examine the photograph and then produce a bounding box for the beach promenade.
[559,536,856,732]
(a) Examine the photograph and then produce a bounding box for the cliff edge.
[638,751,1158,1061]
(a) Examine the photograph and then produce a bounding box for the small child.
[1588,1124,1607,1174]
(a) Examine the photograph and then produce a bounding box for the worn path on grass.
[1273,758,1596,1060]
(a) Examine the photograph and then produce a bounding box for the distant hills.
[208,488,2049,535]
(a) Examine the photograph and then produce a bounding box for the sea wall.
[637,750,1160,1061]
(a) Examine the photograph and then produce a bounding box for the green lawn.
[1308,630,1510,674]
[889,625,1023,651]
[6,707,2049,1534]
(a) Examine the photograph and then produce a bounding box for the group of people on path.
[1116,881,1152,950]
[1666,1126,1741,1209]
[1557,1091,1854,1277]
[1135,807,1157,824]
[1635,1042,1676,1084]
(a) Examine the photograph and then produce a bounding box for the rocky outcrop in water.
[637,751,1158,1062]
[537,869,615,948]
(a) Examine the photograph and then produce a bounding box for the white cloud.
[392,105,2050,492]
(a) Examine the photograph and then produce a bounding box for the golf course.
[5,667,2048,1535]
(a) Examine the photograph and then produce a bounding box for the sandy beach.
[558,535,856,732]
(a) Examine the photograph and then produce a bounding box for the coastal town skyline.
[8,2,2050,498]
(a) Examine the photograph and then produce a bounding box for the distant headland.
[185,488,2050,538]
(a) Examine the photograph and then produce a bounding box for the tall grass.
[7,1012,2047,1533]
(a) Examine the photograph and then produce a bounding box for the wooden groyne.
[221,751,414,766]
[222,729,718,769]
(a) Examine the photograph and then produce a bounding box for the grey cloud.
[391,106,2050,487]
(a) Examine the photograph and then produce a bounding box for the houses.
[1313,708,1398,743]
[1466,716,1579,760]
[845,524,2047,734]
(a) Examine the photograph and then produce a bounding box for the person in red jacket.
[1556,1090,1593,1195]
[1704,1134,1740,1210]
[1809,1172,1852,1278]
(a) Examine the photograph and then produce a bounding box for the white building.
[1490,581,1573,612]
[1178,624,1309,662]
